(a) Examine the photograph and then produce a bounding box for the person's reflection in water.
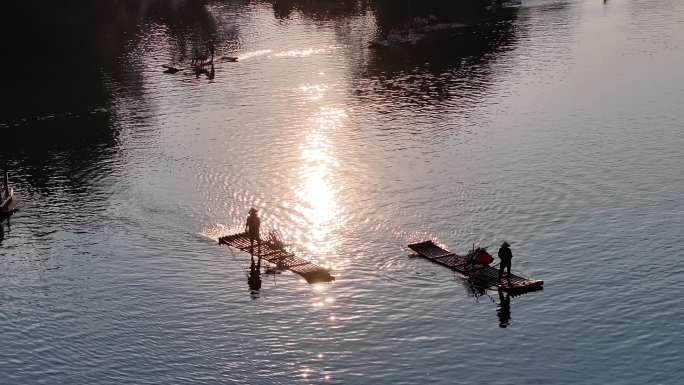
[248,254,262,291]
[193,64,215,80]
[194,65,203,79]
[497,288,511,328]
[0,217,9,245]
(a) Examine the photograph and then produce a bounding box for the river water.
[1,1,683,384]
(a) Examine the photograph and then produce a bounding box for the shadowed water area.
[1,0,683,384]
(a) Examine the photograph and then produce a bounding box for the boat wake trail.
[199,223,242,242]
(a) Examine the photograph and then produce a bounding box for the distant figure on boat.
[246,207,262,290]
[498,241,513,284]
[208,43,215,63]
[191,43,215,67]
[163,65,181,74]
[1,166,17,217]
[245,207,261,253]
[2,168,8,200]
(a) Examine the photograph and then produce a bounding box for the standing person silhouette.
[2,167,9,201]
[245,208,262,290]
[498,241,513,284]
[245,207,261,256]
[207,42,215,64]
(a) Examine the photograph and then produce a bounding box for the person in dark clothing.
[245,207,261,253]
[2,167,9,201]
[498,241,513,284]
[207,42,215,64]
[245,208,262,290]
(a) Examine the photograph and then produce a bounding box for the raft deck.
[408,240,543,294]
[219,232,334,284]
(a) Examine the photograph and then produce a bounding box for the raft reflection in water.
[462,279,511,328]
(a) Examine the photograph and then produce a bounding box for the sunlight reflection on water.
[293,104,347,266]
[274,46,338,58]
[4,1,684,384]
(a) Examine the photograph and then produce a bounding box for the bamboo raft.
[219,232,335,284]
[408,240,543,294]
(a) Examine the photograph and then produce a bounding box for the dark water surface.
[2,1,683,384]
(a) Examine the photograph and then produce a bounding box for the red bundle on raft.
[472,248,494,265]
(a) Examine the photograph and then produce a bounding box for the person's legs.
[498,262,505,281]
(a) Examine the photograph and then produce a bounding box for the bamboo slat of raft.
[408,240,543,294]
[219,232,334,283]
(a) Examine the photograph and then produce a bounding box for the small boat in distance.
[1,167,17,217]
[162,65,182,74]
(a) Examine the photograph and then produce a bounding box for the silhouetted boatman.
[498,241,513,284]
[2,167,9,201]
[245,207,262,291]
[245,207,261,254]
[207,42,215,64]
[1,166,14,214]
